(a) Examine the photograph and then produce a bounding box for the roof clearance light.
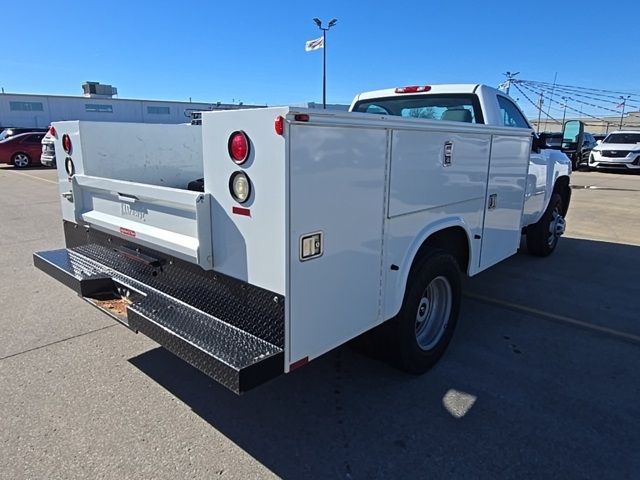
[228,131,250,164]
[62,134,72,154]
[395,85,432,94]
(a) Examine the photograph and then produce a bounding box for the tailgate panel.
[71,175,212,268]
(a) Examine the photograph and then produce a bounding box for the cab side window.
[497,96,530,129]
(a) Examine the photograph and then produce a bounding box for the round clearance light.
[229,171,251,203]
[62,134,72,154]
[64,157,75,177]
[228,131,250,164]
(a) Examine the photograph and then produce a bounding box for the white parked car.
[589,131,640,171]
[40,126,57,167]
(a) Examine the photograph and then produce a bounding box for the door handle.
[117,192,138,203]
[488,193,497,210]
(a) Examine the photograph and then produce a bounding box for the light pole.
[313,17,337,109]
[619,95,630,129]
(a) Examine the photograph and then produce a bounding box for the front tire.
[526,193,565,257]
[392,250,461,374]
[12,153,30,169]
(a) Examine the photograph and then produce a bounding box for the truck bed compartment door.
[479,135,530,269]
[288,126,388,365]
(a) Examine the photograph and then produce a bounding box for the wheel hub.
[418,300,428,317]
[14,154,29,168]
[548,209,566,246]
[415,276,452,351]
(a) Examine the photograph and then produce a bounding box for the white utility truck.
[34,84,577,393]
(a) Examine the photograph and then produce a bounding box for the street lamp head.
[313,18,322,28]
[328,18,338,27]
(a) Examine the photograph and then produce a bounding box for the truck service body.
[34,84,572,393]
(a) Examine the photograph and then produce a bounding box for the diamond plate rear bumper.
[33,226,285,394]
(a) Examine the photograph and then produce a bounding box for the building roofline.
[0,91,265,108]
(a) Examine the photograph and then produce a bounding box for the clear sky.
[1,0,639,112]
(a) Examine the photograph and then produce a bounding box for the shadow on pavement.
[465,236,640,337]
[129,236,640,479]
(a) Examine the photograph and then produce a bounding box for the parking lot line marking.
[0,169,57,185]
[0,324,118,362]
[464,292,640,346]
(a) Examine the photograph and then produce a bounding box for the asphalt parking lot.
[1,166,639,479]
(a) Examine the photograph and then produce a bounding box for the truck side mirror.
[562,120,584,152]
[596,139,602,146]
[532,133,547,152]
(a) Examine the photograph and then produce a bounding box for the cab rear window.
[352,94,484,124]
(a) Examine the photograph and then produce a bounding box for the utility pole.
[543,72,557,132]
[619,95,630,129]
[561,96,567,127]
[536,92,544,133]
[502,71,520,95]
[313,18,338,109]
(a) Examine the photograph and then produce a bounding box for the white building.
[0,82,264,129]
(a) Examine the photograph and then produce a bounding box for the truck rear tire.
[392,250,461,374]
[526,193,565,257]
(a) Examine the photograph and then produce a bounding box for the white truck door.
[287,124,388,365]
[479,134,530,269]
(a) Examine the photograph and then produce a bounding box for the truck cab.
[350,84,573,241]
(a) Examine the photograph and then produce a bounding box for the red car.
[0,132,46,168]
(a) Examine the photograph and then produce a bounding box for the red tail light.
[48,126,57,138]
[395,85,432,94]
[274,116,284,135]
[62,134,72,154]
[228,131,250,164]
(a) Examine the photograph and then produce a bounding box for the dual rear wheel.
[391,250,461,373]
[388,194,566,373]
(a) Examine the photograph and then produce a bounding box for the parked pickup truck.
[34,84,578,394]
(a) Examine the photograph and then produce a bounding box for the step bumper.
[33,248,284,394]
